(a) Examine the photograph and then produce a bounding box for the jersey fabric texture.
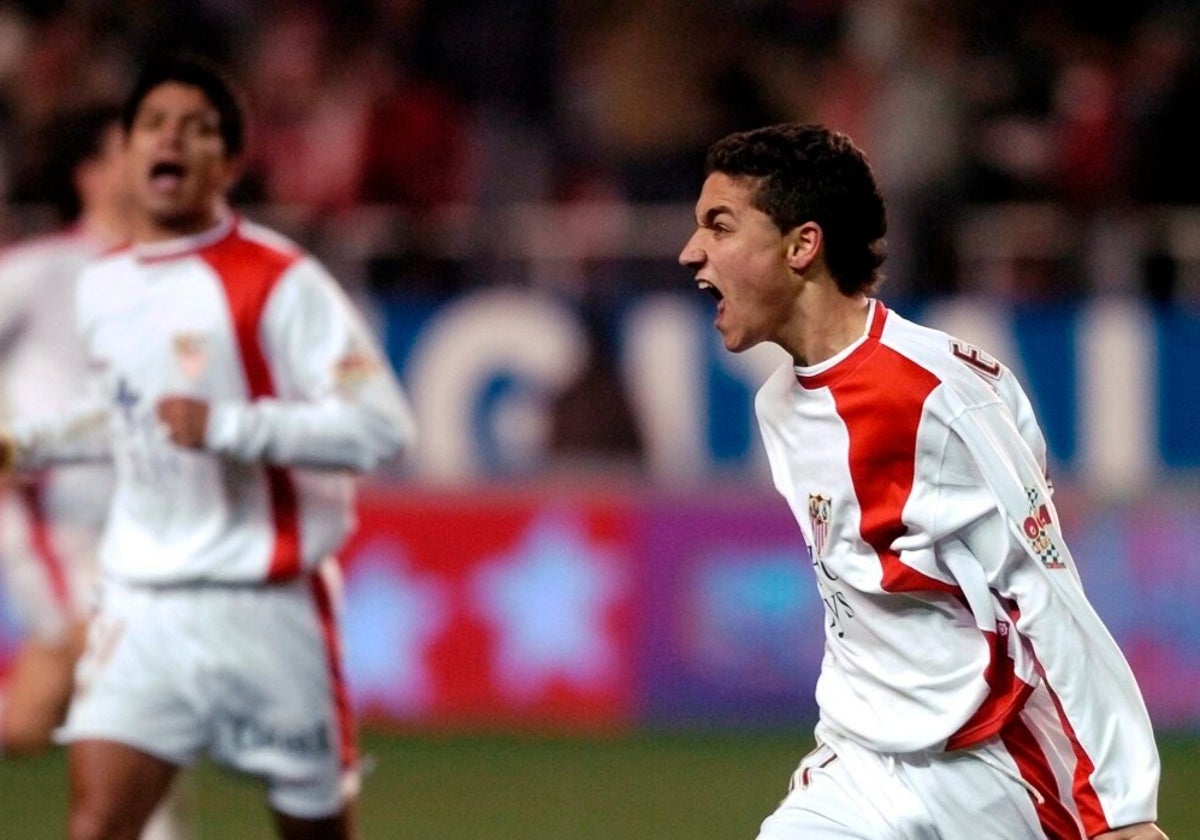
[10,213,416,585]
[755,300,1159,837]
[0,229,112,639]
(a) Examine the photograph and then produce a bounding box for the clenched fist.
[157,395,210,449]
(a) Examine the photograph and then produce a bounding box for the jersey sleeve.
[3,257,112,469]
[942,392,1160,835]
[203,257,417,471]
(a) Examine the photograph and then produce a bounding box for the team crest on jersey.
[332,349,380,396]
[172,332,209,381]
[1023,486,1066,569]
[808,493,832,561]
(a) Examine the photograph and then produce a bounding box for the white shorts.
[757,685,1087,839]
[56,560,359,819]
[0,468,108,642]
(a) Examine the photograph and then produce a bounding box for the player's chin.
[720,329,755,354]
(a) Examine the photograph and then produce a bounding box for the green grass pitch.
[1,728,1195,838]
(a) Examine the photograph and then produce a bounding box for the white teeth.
[698,280,714,290]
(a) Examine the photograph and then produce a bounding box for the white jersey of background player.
[680,123,1166,840]
[1,54,416,840]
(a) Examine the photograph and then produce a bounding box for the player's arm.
[159,258,416,471]
[942,397,1161,836]
[0,399,112,472]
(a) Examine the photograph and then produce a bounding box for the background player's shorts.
[756,686,1088,839]
[56,559,359,819]
[0,467,109,642]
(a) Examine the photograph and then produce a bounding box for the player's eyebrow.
[699,205,735,227]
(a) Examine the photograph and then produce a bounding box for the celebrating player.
[0,53,417,840]
[679,123,1166,840]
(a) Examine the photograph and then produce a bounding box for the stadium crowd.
[0,0,1199,303]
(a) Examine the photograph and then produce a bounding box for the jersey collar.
[794,299,888,390]
[132,212,237,264]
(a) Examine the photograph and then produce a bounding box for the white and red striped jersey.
[9,213,416,585]
[756,300,1159,834]
[0,228,113,634]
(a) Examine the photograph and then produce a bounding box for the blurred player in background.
[0,103,124,758]
[0,52,417,840]
[679,123,1166,840]
[0,101,196,840]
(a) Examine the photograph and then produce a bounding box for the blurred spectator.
[1,0,1200,303]
[1121,5,1200,205]
[811,0,973,299]
[235,3,469,215]
[556,0,775,204]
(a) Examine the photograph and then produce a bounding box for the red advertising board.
[339,485,639,731]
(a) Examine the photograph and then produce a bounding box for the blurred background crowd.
[1,0,1199,307]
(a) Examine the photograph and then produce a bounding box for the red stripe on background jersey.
[1000,714,1088,839]
[309,568,358,771]
[19,479,73,612]
[202,226,304,581]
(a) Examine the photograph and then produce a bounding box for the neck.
[133,201,229,243]
[781,287,872,367]
[76,209,129,249]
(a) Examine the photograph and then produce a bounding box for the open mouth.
[149,161,186,189]
[697,279,723,303]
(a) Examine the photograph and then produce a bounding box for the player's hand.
[1093,823,1169,840]
[0,430,15,473]
[156,395,210,449]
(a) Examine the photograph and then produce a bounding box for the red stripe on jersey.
[1041,677,1109,836]
[19,478,73,612]
[948,599,1034,748]
[1000,714,1087,839]
[946,625,1033,750]
[826,334,958,595]
[309,568,358,771]
[202,225,304,581]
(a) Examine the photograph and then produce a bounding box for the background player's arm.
[0,399,112,473]
[158,258,416,471]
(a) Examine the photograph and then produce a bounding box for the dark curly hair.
[122,51,246,158]
[704,123,888,295]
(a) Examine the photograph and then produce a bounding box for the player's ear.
[220,154,246,194]
[785,221,821,271]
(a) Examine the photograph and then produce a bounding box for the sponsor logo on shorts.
[230,715,332,756]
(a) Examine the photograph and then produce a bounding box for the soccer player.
[678,123,1167,840]
[0,53,416,840]
[0,102,194,840]
[0,104,125,758]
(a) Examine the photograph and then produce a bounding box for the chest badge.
[808,493,832,561]
[173,332,209,382]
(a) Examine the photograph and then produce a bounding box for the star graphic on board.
[469,513,626,702]
[342,541,450,716]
